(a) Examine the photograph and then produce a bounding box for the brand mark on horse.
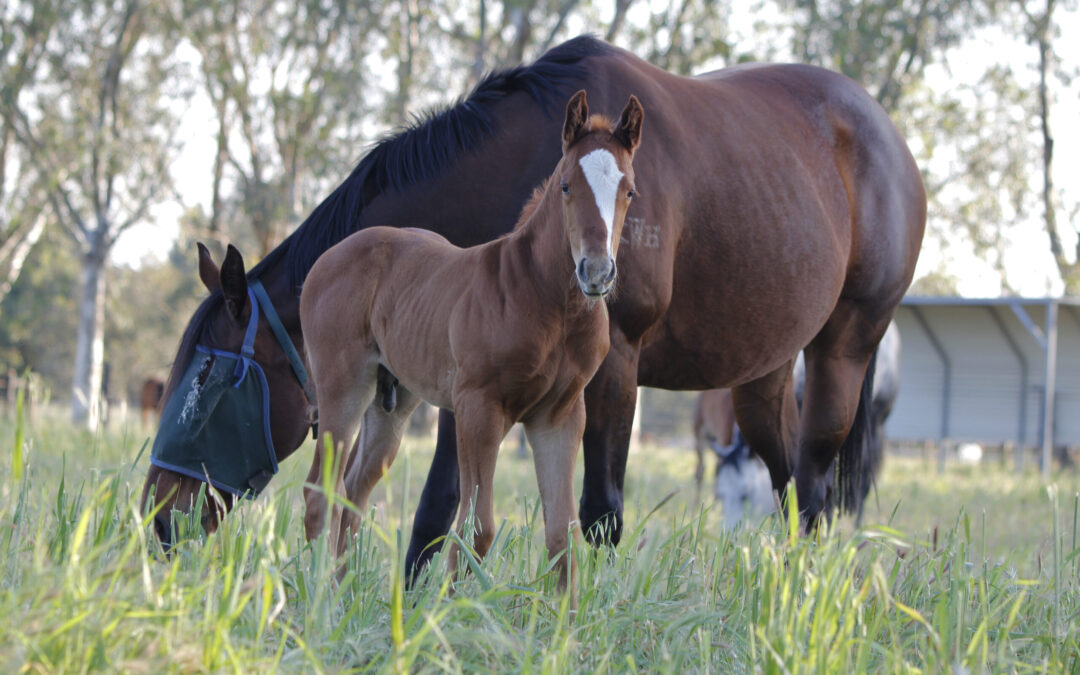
[620,217,661,249]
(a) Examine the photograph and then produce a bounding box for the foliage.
[1,0,188,427]
[104,241,205,406]
[0,414,1078,672]
[772,0,1003,110]
[174,0,386,259]
[0,227,79,394]
[0,233,204,408]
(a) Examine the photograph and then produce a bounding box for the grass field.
[1,407,1078,673]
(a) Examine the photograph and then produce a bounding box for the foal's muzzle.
[576,255,617,296]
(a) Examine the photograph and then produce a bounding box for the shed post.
[1041,300,1059,480]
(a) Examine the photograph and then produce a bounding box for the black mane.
[249,35,612,291]
[165,36,612,397]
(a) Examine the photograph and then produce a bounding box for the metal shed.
[886,296,1080,476]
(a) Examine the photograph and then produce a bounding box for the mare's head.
[141,244,313,549]
[558,90,643,297]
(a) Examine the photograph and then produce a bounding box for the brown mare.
[142,37,925,568]
[300,92,643,599]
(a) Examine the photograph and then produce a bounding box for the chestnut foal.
[299,91,643,601]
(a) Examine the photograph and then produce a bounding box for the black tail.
[836,349,877,515]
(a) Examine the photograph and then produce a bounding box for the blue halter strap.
[249,279,315,404]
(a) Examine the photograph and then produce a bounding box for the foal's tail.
[835,349,878,516]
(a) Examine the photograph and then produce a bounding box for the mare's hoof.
[580,507,622,547]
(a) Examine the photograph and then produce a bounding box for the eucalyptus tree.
[0,2,58,305]
[3,0,184,428]
[1019,0,1078,293]
[177,0,384,258]
[776,0,1000,111]
[619,0,736,74]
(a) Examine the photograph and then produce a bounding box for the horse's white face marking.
[578,149,623,255]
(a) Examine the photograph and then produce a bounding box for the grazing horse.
[300,92,643,600]
[713,429,776,529]
[692,388,736,497]
[141,37,925,566]
[694,388,774,526]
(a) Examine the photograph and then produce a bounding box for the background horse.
[692,388,736,497]
[712,428,775,530]
[693,388,774,527]
[143,37,925,566]
[301,93,642,600]
[139,377,164,426]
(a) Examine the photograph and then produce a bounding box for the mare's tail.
[835,348,878,516]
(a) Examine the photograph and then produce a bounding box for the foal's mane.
[164,36,613,400]
[514,180,551,231]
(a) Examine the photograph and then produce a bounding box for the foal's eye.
[561,182,570,194]
[627,189,636,199]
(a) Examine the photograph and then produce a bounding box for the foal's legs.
[304,359,379,554]
[523,396,586,605]
[448,393,510,580]
[795,303,889,524]
[336,387,423,548]
[730,360,799,498]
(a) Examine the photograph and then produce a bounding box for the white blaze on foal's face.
[578,148,624,255]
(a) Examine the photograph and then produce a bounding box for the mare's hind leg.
[304,358,379,554]
[796,304,891,525]
[523,397,586,605]
[448,392,510,580]
[336,386,423,549]
[730,360,799,499]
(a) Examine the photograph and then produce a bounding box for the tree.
[4,0,183,428]
[0,2,58,306]
[178,0,383,258]
[775,0,999,111]
[1019,0,1079,293]
[620,0,736,74]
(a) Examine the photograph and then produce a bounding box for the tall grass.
[0,409,1077,672]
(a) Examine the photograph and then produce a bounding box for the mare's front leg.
[579,333,640,547]
[405,409,460,582]
[524,396,586,607]
[336,386,422,551]
[448,393,509,582]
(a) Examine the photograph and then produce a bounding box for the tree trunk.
[0,211,45,303]
[71,240,107,430]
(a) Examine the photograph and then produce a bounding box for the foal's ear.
[614,95,644,153]
[562,90,590,151]
[197,242,222,293]
[220,244,249,321]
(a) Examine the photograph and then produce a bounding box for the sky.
[112,5,1080,299]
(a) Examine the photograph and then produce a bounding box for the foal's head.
[558,90,643,297]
